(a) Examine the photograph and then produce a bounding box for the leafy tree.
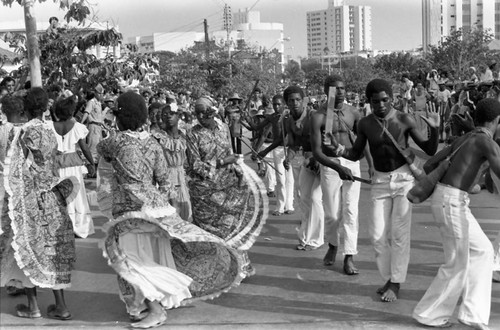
[1,0,93,87]
[283,60,305,86]
[427,27,493,78]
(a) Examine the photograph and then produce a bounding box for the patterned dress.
[151,129,192,222]
[185,120,268,250]
[1,119,77,289]
[97,130,246,317]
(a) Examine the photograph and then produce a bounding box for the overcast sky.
[0,0,422,58]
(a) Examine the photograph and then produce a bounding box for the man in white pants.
[259,87,323,250]
[413,98,500,329]
[311,75,373,275]
[325,79,440,302]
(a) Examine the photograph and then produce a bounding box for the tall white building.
[306,0,371,61]
[422,0,500,52]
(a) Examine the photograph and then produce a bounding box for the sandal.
[271,210,283,216]
[47,304,72,320]
[15,304,41,319]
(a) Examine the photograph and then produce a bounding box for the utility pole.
[204,19,210,59]
[223,4,232,77]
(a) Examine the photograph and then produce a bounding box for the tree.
[427,27,493,78]
[283,60,305,86]
[1,0,92,87]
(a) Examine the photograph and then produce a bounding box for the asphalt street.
[1,156,499,330]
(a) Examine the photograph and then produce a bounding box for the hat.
[95,83,104,94]
[228,93,243,101]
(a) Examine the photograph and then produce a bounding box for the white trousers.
[272,146,294,213]
[320,158,361,255]
[413,184,493,327]
[292,153,324,248]
[370,164,414,283]
[261,142,276,193]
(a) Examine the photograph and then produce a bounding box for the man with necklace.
[324,79,440,302]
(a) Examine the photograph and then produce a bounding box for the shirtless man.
[413,98,500,330]
[325,79,440,302]
[311,75,373,275]
[258,86,329,250]
[246,94,294,215]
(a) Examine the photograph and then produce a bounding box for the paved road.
[1,158,499,330]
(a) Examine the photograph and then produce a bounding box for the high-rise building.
[306,0,371,61]
[422,0,499,52]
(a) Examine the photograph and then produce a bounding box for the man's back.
[441,128,499,191]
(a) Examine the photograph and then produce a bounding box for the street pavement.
[1,157,499,330]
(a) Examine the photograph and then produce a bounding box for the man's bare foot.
[323,244,337,266]
[376,280,391,295]
[458,319,490,330]
[381,282,400,302]
[343,255,359,275]
[131,310,167,329]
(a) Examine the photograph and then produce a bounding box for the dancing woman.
[151,102,192,221]
[185,97,268,250]
[1,88,78,320]
[97,92,247,329]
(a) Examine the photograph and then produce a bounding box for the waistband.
[434,183,468,200]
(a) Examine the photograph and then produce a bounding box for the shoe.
[284,209,294,214]
[47,304,72,320]
[15,304,41,319]
[296,244,306,250]
[303,244,320,251]
[267,191,276,197]
[271,210,282,216]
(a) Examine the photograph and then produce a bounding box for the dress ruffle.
[3,122,75,289]
[99,211,247,315]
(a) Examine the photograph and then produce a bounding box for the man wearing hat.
[81,84,105,172]
[225,93,243,153]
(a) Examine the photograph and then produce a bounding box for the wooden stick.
[353,176,371,184]
[323,86,336,146]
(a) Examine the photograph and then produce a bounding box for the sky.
[0,0,422,59]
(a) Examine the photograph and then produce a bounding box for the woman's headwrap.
[195,96,219,114]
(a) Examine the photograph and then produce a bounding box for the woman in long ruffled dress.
[185,97,268,272]
[151,102,192,221]
[1,88,78,320]
[97,92,247,329]
[50,96,96,238]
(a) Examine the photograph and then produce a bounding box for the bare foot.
[376,280,391,295]
[323,244,337,266]
[458,319,490,330]
[131,310,167,329]
[343,255,359,275]
[381,282,400,302]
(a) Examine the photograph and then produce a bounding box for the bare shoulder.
[397,111,417,128]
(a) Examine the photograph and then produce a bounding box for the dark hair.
[283,85,304,103]
[475,98,500,124]
[115,91,148,131]
[49,17,58,23]
[272,94,284,102]
[0,76,15,87]
[24,87,48,118]
[254,87,262,93]
[323,75,343,94]
[23,80,31,90]
[0,95,24,116]
[86,91,96,101]
[54,96,76,121]
[261,94,271,107]
[365,79,393,101]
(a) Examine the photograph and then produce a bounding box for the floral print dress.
[1,119,77,289]
[152,129,192,221]
[97,130,247,317]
